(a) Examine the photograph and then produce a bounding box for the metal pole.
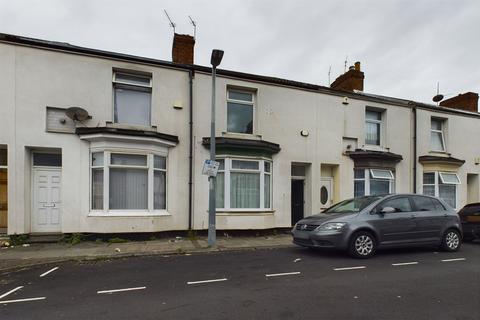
[208,66,217,246]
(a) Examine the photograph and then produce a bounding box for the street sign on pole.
[202,159,220,177]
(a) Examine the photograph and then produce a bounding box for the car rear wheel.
[348,231,376,259]
[441,229,461,252]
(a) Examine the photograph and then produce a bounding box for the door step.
[27,234,63,244]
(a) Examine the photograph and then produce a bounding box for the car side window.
[378,197,412,213]
[431,199,446,211]
[412,196,436,211]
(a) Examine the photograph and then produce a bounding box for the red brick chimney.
[331,61,364,92]
[172,33,195,64]
[439,92,479,112]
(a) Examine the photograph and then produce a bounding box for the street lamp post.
[208,49,224,247]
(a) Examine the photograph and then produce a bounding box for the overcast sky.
[0,0,478,104]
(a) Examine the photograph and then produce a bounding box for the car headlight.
[316,222,346,231]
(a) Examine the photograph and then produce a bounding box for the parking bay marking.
[265,272,301,278]
[187,278,228,285]
[0,286,24,300]
[0,297,46,304]
[40,267,59,278]
[441,258,466,262]
[392,262,419,266]
[333,266,366,271]
[97,287,146,294]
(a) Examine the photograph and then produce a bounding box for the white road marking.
[392,262,419,266]
[333,266,366,271]
[187,278,228,285]
[40,267,59,278]
[97,286,146,294]
[0,297,46,304]
[265,272,301,277]
[441,258,466,262]
[0,286,23,300]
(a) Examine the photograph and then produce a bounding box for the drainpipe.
[412,105,417,193]
[188,69,194,230]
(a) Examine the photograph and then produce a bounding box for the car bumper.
[292,230,349,249]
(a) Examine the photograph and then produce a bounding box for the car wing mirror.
[380,207,396,214]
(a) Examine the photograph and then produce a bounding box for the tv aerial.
[65,107,91,121]
[164,10,176,33]
[432,82,444,104]
[188,16,197,39]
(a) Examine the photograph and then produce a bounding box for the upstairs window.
[431,118,446,151]
[365,110,382,146]
[227,90,254,134]
[113,71,152,126]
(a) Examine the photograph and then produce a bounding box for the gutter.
[412,105,417,193]
[188,69,194,230]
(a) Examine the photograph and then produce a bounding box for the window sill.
[428,150,451,156]
[88,210,171,217]
[215,210,275,216]
[363,144,388,152]
[222,132,262,140]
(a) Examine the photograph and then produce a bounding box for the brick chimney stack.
[331,61,364,92]
[172,33,195,64]
[439,92,479,112]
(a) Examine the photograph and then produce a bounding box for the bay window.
[354,169,394,197]
[215,158,272,211]
[423,172,459,208]
[90,151,167,214]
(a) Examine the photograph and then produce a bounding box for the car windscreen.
[323,196,383,214]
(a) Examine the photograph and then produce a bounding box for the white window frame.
[216,157,272,212]
[89,150,169,216]
[226,89,255,135]
[365,109,383,146]
[112,71,153,127]
[430,118,446,152]
[354,168,395,196]
[423,171,459,209]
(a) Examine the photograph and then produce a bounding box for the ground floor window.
[354,168,394,197]
[0,147,7,229]
[216,158,272,210]
[423,172,459,208]
[91,151,167,212]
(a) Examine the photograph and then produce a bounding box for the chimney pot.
[354,61,361,71]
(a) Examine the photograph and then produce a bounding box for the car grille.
[293,238,314,246]
[296,224,319,231]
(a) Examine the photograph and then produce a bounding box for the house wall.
[0,43,191,234]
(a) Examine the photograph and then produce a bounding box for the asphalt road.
[1,242,479,320]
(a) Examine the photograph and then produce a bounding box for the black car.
[458,203,480,241]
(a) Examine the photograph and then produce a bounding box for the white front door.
[320,177,333,209]
[32,169,62,233]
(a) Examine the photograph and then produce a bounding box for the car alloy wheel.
[349,231,376,258]
[441,229,461,252]
[355,235,373,256]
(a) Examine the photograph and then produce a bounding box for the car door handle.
[410,214,416,219]
[43,204,55,208]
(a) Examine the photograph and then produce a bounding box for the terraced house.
[0,32,479,236]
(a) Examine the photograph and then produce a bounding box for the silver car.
[292,194,462,258]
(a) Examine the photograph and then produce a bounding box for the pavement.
[0,233,293,272]
[0,242,479,319]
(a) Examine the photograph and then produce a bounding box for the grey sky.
[1,0,479,104]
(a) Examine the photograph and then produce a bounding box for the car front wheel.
[441,229,461,252]
[348,231,377,258]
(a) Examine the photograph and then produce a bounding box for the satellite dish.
[432,94,444,103]
[65,107,90,121]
